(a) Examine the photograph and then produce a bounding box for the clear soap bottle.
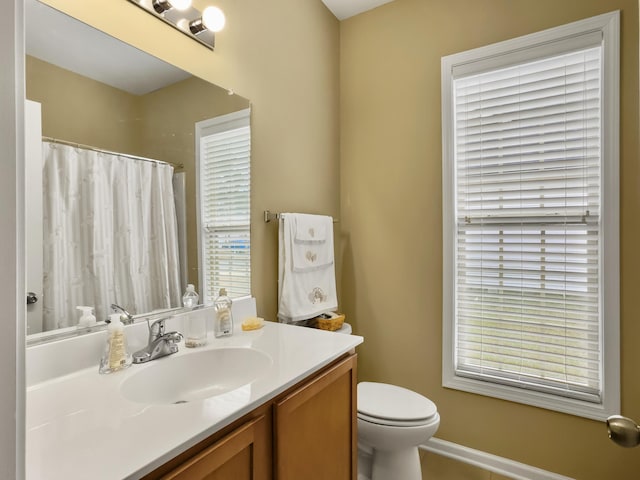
[214,288,233,338]
[182,284,199,308]
[183,284,207,348]
[99,313,132,374]
[76,306,97,329]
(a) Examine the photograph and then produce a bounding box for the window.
[441,12,619,420]
[196,109,251,304]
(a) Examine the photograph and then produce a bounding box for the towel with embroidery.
[278,213,337,322]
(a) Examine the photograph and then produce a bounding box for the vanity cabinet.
[142,353,357,480]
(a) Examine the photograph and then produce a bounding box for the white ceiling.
[321,0,395,20]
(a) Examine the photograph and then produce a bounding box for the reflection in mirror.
[25,0,250,343]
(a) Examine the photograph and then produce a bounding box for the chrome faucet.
[111,303,134,325]
[132,317,183,364]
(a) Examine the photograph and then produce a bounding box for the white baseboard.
[420,438,574,480]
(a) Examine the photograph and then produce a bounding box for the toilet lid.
[358,382,437,423]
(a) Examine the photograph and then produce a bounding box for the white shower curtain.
[42,142,182,329]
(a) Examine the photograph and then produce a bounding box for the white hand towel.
[291,214,332,272]
[278,213,337,322]
[294,214,327,243]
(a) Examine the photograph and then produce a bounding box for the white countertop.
[26,321,363,480]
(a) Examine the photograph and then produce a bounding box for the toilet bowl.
[357,382,439,480]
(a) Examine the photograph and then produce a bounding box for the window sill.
[443,374,615,421]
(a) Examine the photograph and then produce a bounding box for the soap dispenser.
[214,288,234,338]
[76,306,97,329]
[182,284,199,308]
[99,313,132,374]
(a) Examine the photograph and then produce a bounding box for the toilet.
[315,322,439,479]
[357,382,440,480]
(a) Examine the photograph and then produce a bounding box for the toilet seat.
[358,411,438,427]
[358,382,437,427]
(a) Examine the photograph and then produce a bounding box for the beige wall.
[340,0,639,478]
[40,0,341,321]
[26,55,142,153]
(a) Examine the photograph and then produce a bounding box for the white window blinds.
[443,12,619,420]
[453,46,603,401]
[197,110,251,304]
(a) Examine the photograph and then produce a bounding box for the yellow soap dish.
[241,316,265,331]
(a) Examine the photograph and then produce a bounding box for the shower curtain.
[42,142,182,329]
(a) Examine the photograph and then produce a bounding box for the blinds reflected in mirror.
[197,109,251,304]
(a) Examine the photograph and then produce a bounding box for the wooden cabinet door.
[274,354,357,480]
[160,414,271,480]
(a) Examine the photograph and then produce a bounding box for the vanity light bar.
[127,0,216,50]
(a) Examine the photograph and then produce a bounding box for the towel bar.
[263,210,339,223]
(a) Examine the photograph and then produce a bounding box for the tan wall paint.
[37,0,340,323]
[26,55,142,153]
[341,0,639,478]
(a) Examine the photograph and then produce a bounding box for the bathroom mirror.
[25,0,250,344]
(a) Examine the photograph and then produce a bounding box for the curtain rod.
[42,137,184,170]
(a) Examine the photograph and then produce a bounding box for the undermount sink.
[120,347,273,405]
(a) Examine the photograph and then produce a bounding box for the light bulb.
[202,6,226,32]
[152,0,191,13]
[168,0,191,10]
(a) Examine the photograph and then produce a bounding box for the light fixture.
[127,0,224,50]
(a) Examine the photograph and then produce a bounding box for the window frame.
[441,11,619,420]
[195,108,251,304]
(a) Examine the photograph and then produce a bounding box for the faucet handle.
[147,317,168,339]
[160,331,183,357]
[164,331,184,344]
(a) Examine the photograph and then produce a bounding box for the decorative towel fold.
[278,213,337,322]
[293,215,327,244]
[291,214,333,272]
